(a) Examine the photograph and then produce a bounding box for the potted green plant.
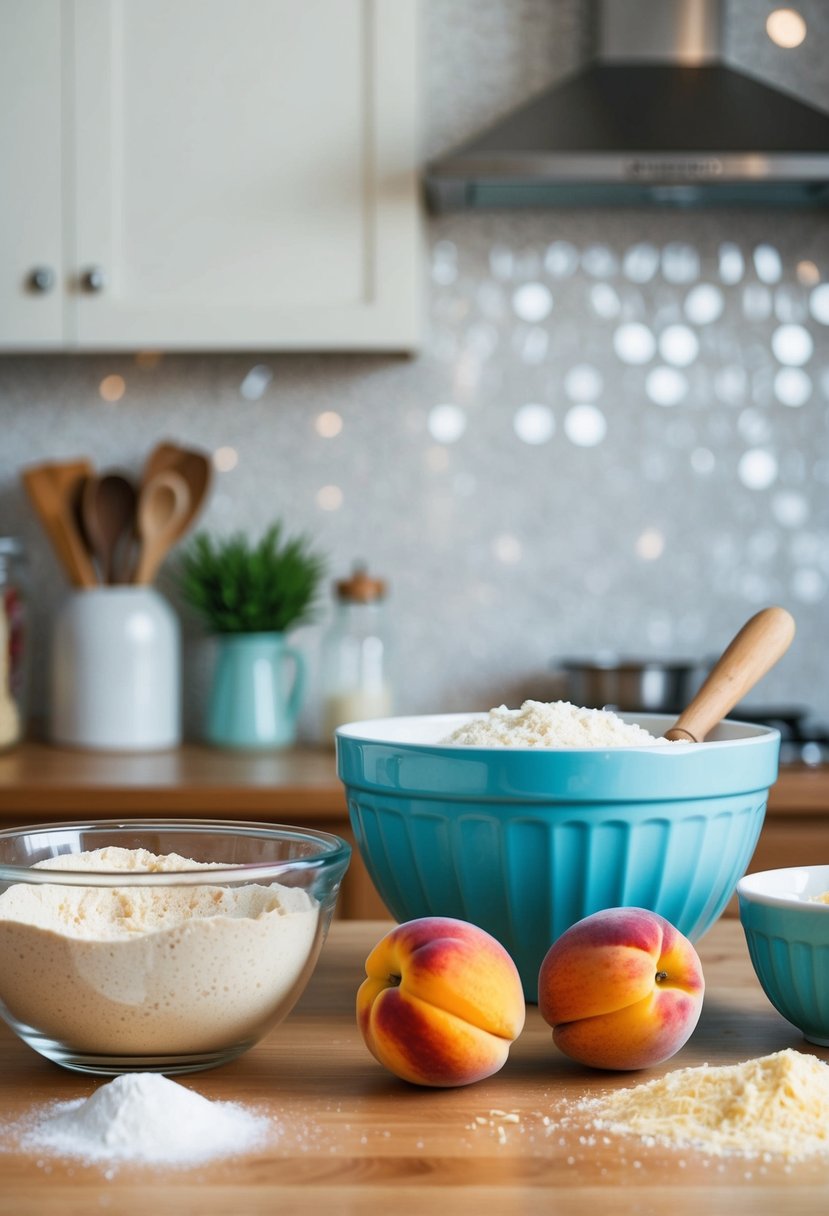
[178,523,326,749]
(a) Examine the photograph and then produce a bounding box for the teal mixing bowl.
[738,865,829,1047]
[336,712,780,999]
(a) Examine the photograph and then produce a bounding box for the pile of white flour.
[443,700,671,748]
[14,1072,272,1170]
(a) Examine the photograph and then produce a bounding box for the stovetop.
[652,705,829,766]
[731,706,829,767]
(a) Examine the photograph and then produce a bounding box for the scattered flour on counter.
[442,700,672,748]
[572,1050,829,1161]
[13,1072,274,1170]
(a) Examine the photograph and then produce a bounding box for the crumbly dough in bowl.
[0,847,320,1054]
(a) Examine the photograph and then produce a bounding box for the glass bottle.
[0,538,30,749]
[320,565,393,744]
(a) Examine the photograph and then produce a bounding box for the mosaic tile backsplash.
[1,1,828,740]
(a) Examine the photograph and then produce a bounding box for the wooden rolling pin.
[664,606,796,743]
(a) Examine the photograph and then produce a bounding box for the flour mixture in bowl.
[336,710,781,999]
[442,700,674,748]
[0,821,350,1074]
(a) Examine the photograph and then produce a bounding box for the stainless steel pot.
[555,658,704,713]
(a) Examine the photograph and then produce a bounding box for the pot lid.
[556,657,699,673]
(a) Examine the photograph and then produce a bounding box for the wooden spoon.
[81,472,137,585]
[21,460,98,587]
[141,441,212,543]
[664,606,796,743]
[132,469,191,585]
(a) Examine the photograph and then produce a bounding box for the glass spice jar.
[320,565,394,745]
[0,538,30,749]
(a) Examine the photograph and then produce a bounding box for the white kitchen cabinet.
[0,0,65,349]
[0,0,421,352]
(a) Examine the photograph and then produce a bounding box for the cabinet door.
[71,0,420,351]
[0,0,65,349]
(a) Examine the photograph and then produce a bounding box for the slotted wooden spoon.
[664,606,796,743]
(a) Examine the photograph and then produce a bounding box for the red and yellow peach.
[357,917,525,1087]
[538,907,704,1070]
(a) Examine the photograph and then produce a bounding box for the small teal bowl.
[336,712,780,1000]
[738,865,829,1046]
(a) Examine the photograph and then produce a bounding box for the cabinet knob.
[28,266,56,294]
[81,266,107,293]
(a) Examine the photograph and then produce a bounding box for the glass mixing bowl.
[0,819,350,1075]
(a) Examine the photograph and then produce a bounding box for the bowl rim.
[0,818,352,887]
[737,865,829,911]
[335,710,780,751]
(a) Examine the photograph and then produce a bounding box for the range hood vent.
[425,0,829,210]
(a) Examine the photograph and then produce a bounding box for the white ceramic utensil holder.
[50,587,181,750]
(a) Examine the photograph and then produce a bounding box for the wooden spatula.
[22,460,98,587]
[664,606,796,743]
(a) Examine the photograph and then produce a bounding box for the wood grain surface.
[0,743,348,817]
[0,919,828,1215]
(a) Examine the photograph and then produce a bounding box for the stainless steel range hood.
[425,0,829,210]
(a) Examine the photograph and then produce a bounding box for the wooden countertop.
[0,742,347,818]
[0,918,827,1214]
[0,741,827,817]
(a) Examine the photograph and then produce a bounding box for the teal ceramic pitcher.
[206,633,306,749]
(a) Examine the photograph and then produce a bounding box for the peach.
[538,907,704,1071]
[357,917,525,1087]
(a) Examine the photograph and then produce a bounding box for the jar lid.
[334,564,387,603]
